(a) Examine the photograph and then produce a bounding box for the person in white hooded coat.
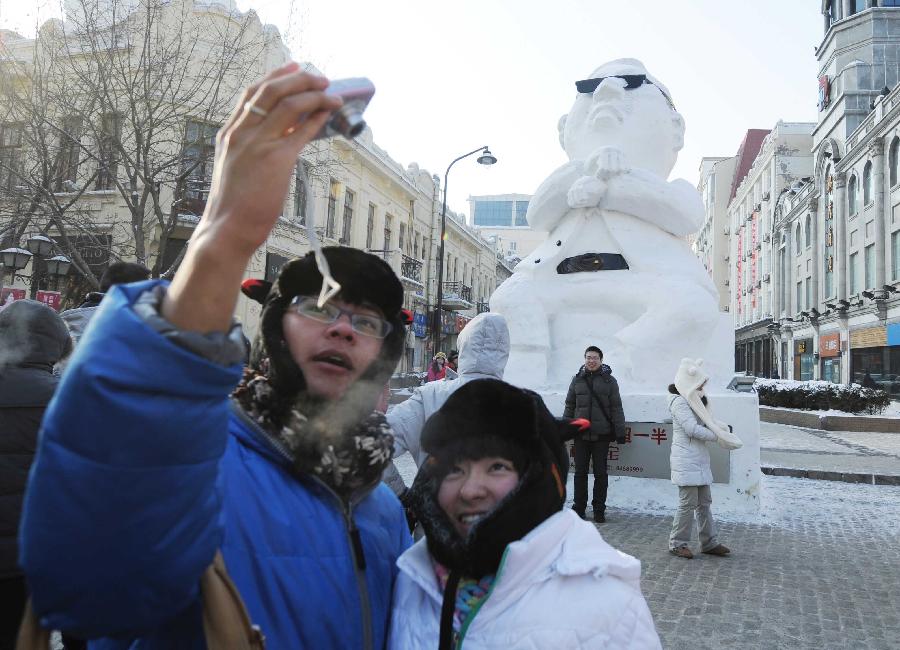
[667,358,734,559]
[385,312,509,476]
[390,378,661,649]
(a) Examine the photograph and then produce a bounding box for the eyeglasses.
[575,74,677,111]
[287,296,393,339]
[585,355,601,362]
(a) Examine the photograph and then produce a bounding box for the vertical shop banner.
[751,213,758,309]
[35,290,62,311]
[566,422,731,482]
[736,230,743,315]
[0,287,26,310]
[412,311,427,338]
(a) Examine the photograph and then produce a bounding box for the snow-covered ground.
[392,452,900,536]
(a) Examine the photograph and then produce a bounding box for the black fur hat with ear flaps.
[406,378,574,579]
[247,247,406,421]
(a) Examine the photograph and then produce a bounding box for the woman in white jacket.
[390,378,661,649]
[667,358,733,559]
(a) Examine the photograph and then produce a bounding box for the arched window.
[848,175,858,215]
[795,222,802,255]
[890,137,899,187]
[805,215,812,248]
[863,161,873,205]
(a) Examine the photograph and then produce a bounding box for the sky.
[2,0,825,218]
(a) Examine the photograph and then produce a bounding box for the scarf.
[434,561,496,635]
[232,368,394,500]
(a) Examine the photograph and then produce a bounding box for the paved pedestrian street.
[394,455,900,649]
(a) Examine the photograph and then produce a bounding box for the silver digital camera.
[314,77,375,140]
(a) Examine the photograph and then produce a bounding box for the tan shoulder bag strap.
[17,550,265,650]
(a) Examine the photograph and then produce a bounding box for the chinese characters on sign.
[567,421,731,483]
[35,290,62,311]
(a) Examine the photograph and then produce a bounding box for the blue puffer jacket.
[19,281,411,649]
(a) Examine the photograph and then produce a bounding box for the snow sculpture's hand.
[586,146,627,181]
[567,176,607,209]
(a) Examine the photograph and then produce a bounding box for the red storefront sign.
[35,290,62,311]
[0,287,26,309]
[819,332,841,358]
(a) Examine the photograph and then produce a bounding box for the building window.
[865,244,875,289]
[178,120,217,208]
[473,200,514,226]
[796,281,802,313]
[383,213,393,254]
[96,114,122,191]
[326,179,338,238]
[893,231,900,280]
[863,161,873,205]
[884,0,900,6]
[795,223,802,254]
[891,138,900,187]
[294,162,309,225]
[514,201,529,226]
[805,277,811,310]
[55,116,82,192]
[850,252,859,294]
[0,122,24,192]
[805,215,812,248]
[853,0,866,12]
[848,175,858,215]
[366,203,375,249]
[398,223,406,253]
[341,188,354,244]
[413,231,419,258]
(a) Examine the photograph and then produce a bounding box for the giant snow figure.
[491,59,732,393]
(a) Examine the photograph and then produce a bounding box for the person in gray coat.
[667,378,731,559]
[563,346,626,523]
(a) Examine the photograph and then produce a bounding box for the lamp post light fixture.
[0,247,34,286]
[0,235,72,302]
[433,146,496,353]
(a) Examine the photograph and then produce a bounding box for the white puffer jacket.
[668,394,717,486]
[388,510,662,649]
[387,312,509,467]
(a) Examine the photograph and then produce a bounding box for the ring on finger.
[244,101,268,117]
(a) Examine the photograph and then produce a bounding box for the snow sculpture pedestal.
[539,388,761,515]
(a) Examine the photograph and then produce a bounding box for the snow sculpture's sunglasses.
[575,74,677,111]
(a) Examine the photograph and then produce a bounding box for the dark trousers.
[573,437,609,513]
[0,575,26,650]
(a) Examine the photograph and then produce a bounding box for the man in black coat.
[563,346,626,523]
[0,300,72,647]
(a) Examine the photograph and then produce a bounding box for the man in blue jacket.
[20,63,411,649]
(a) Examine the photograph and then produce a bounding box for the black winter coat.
[0,300,71,578]
[563,364,626,442]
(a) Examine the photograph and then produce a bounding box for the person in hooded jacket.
[667,359,732,560]
[19,65,410,649]
[387,312,509,472]
[0,300,71,648]
[563,346,626,522]
[389,378,661,649]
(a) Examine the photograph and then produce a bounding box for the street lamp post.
[433,146,496,353]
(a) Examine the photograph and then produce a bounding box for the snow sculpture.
[491,58,733,393]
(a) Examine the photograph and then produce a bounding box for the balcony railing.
[443,281,472,303]
[400,254,423,284]
[476,301,490,314]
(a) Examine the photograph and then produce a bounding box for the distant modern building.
[468,193,546,262]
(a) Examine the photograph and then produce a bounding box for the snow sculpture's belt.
[556,253,629,274]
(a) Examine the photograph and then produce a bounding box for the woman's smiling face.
[437,457,519,537]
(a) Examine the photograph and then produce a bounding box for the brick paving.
[595,493,900,650]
